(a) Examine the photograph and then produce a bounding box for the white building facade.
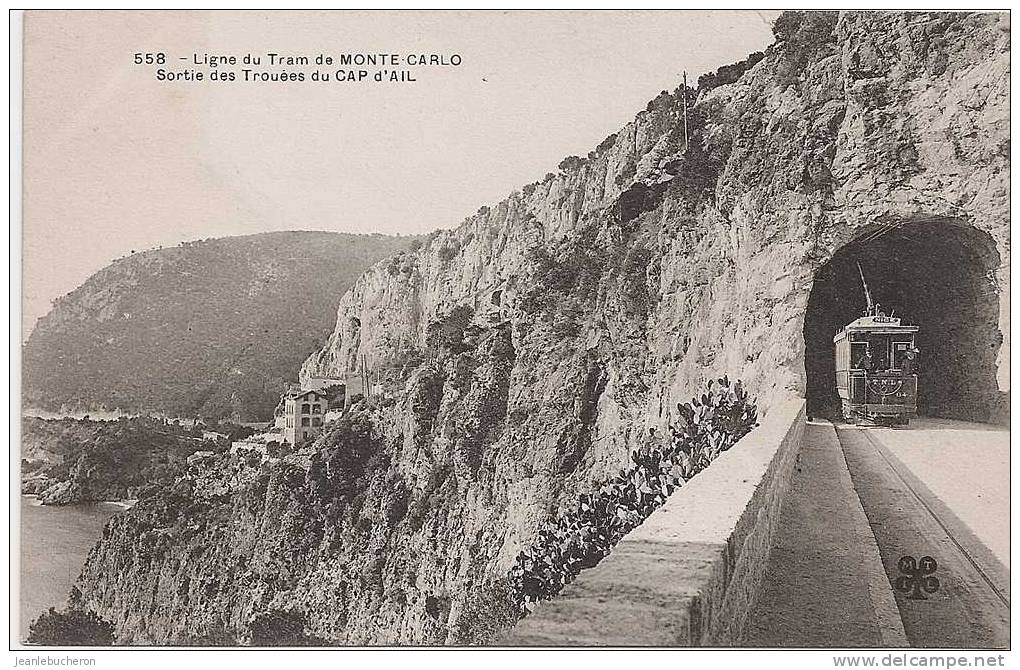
[283,389,328,445]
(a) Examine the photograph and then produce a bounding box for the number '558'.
[134,52,166,64]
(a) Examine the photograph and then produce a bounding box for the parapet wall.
[503,399,806,646]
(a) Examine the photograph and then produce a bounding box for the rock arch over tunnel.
[804,219,1004,423]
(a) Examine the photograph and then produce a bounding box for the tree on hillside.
[248,609,329,646]
[27,608,116,646]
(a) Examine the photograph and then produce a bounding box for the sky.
[21,10,780,338]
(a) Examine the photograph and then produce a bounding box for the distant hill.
[23,231,415,421]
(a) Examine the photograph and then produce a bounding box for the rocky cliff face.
[75,12,1010,644]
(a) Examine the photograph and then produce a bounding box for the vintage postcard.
[11,8,1011,661]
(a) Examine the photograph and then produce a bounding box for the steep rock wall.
[76,11,1009,645]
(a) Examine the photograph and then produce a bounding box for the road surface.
[745,417,1009,648]
[867,418,1008,569]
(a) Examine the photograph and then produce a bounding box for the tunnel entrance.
[804,219,1003,423]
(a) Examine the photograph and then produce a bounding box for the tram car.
[833,265,920,426]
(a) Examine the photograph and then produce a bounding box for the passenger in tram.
[901,346,918,375]
[855,349,874,371]
[872,345,889,371]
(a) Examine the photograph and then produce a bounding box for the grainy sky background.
[22,10,780,338]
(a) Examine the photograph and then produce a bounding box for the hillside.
[23,231,416,421]
[74,12,1009,645]
[21,416,237,505]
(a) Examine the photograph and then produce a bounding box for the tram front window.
[851,342,870,370]
[891,341,909,370]
[872,337,890,370]
[855,335,892,371]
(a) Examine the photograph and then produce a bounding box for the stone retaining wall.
[502,399,806,646]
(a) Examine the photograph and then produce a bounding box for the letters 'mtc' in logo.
[895,555,939,600]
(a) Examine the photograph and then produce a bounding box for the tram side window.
[891,341,911,370]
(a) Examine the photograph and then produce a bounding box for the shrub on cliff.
[410,367,445,438]
[308,411,378,506]
[697,51,765,92]
[519,233,603,318]
[450,579,522,645]
[558,155,584,172]
[426,305,476,355]
[248,609,330,646]
[27,608,115,646]
[771,11,839,86]
[507,376,757,611]
[174,624,238,646]
[437,240,461,263]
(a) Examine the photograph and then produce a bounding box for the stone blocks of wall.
[503,399,806,646]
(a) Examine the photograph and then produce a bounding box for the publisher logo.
[895,555,939,600]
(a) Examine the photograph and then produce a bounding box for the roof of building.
[300,376,346,388]
[285,388,327,400]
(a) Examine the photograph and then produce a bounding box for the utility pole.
[361,354,369,398]
[682,70,689,150]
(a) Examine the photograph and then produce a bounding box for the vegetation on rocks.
[507,377,757,610]
[28,608,116,646]
[520,221,657,340]
[697,51,765,92]
[248,609,331,646]
[770,11,840,87]
[21,416,242,505]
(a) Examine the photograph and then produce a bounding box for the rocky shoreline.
[21,415,230,506]
[21,493,137,510]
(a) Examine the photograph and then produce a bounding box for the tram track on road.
[858,428,1010,611]
[835,425,1009,648]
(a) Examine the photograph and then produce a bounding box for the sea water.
[18,497,123,641]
